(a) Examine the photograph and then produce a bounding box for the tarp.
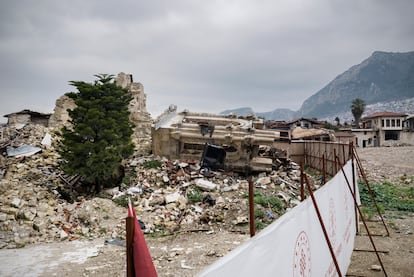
[6,144,42,158]
[41,133,52,147]
[198,160,358,277]
[127,201,158,277]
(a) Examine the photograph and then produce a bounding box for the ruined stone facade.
[4,110,51,127]
[115,72,153,155]
[48,95,76,129]
[152,107,283,172]
[48,72,153,155]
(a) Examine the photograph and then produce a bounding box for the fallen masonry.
[152,106,289,172]
[0,123,319,249]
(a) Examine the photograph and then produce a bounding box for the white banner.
[198,160,358,277]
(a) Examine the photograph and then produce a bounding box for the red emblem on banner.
[329,198,337,248]
[293,231,311,277]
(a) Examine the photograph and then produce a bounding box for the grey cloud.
[1,0,414,123]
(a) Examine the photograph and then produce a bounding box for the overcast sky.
[1,0,413,122]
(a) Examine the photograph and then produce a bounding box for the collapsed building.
[4,110,51,128]
[152,106,287,172]
[48,72,153,155]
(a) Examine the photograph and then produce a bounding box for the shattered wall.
[48,73,153,155]
[5,111,51,127]
[153,108,283,172]
[48,95,76,129]
[115,72,153,155]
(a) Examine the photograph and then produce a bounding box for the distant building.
[334,132,355,144]
[4,110,51,127]
[285,118,324,129]
[352,111,414,147]
[266,118,330,141]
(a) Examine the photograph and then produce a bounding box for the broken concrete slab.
[195,179,217,191]
[7,144,42,158]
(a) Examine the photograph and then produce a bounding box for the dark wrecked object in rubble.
[200,167,215,178]
[105,237,126,247]
[138,219,145,230]
[265,210,275,219]
[0,168,6,180]
[142,188,154,194]
[203,194,216,206]
[200,143,226,170]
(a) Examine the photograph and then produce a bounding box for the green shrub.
[187,187,204,203]
[359,181,414,212]
[143,160,162,169]
[254,209,265,219]
[113,195,129,208]
[254,192,284,213]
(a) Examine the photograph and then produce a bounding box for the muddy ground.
[0,146,413,277]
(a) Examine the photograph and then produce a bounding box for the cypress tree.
[58,74,134,192]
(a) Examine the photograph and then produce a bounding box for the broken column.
[115,72,153,155]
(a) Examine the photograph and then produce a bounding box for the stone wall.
[48,73,153,155]
[115,72,153,156]
[48,95,76,129]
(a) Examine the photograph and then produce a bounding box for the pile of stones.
[0,123,317,249]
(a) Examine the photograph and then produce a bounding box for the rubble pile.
[112,155,313,236]
[0,123,317,249]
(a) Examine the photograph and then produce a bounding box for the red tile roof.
[334,132,355,137]
[363,111,407,119]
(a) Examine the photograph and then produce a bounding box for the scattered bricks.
[256,176,271,187]
[10,198,21,208]
[1,122,311,249]
[195,179,217,191]
[0,213,7,222]
[60,229,69,240]
[165,191,181,204]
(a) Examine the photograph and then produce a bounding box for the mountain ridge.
[221,51,414,121]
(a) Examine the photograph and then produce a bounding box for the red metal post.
[248,176,255,237]
[350,142,359,233]
[342,143,346,165]
[352,147,390,236]
[300,163,305,201]
[126,216,135,277]
[322,154,326,185]
[335,156,388,276]
[304,175,342,277]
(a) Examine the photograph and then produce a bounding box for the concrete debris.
[41,133,52,148]
[0,122,319,250]
[180,260,194,269]
[370,264,382,271]
[152,109,285,172]
[7,144,42,158]
[195,179,217,191]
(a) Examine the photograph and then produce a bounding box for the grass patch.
[254,209,265,219]
[359,180,414,213]
[254,191,284,213]
[112,195,129,208]
[187,187,204,203]
[143,160,162,169]
[255,221,266,230]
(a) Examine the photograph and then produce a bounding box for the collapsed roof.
[152,107,283,172]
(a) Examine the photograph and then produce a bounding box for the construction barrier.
[198,160,359,277]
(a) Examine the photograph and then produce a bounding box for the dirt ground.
[0,146,413,277]
[346,146,414,277]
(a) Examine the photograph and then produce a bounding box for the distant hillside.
[220,107,255,116]
[297,51,414,118]
[321,97,414,123]
[221,51,414,121]
[220,107,297,120]
[256,109,297,121]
